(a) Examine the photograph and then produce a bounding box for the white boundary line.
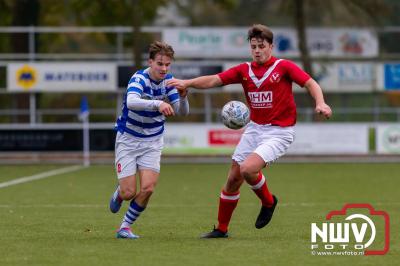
[0,165,86,189]
[0,202,398,208]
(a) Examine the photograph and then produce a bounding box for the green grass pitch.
[0,163,399,266]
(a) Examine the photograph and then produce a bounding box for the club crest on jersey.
[117,163,122,173]
[270,72,281,83]
[248,91,273,108]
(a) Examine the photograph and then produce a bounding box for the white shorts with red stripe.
[114,132,163,179]
[232,121,295,164]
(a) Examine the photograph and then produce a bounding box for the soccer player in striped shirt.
[109,41,189,239]
[168,24,332,238]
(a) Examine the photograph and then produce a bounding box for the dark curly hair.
[247,24,273,44]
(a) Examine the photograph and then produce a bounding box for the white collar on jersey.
[246,59,283,88]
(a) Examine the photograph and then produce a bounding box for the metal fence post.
[116,27,124,62]
[29,25,36,125]
[204,91,212,123]
[29,93,36,125]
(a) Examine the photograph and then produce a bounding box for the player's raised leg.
[117,169,159,239]
[114,174,140,239]
[240,153,277,229]
[109,185,123,213]
[201,161,244,238]
[109,170,137,213]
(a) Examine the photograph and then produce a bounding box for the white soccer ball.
[221,101,250,130]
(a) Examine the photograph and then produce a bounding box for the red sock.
[248,172,274,207]
[217,190,240,233]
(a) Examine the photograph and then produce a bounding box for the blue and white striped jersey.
[115,68,180,138]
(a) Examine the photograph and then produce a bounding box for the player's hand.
[315,103,332,119]
[167,78,189,96]
[159,102,175,116]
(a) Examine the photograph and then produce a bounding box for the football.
[221,101,250,130]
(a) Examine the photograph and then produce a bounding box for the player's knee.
[140,184,156,197]
[120,187,136,200]
[227,174,243,189]
[239,164,257,180]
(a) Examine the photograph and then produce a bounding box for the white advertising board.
[7,63,117,92]
[164,123,369,155]
[163,27,378,59]
[315,62,374,92]
[164,123,209,148]
[287,124,369,154]
[376,125,400,154]
[163,27,249,58]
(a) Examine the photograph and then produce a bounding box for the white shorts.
[232,122,295,164]
[114,132,164,179]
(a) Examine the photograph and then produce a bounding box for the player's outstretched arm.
[167,75,223,94]
[304,78,332,119]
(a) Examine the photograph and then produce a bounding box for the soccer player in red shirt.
[167,24,332,238]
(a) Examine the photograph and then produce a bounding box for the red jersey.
[218,56,310,126]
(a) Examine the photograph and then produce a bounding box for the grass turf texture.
[0,163,398,266]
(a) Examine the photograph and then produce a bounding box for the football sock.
[217,190,240,233]
[248,172,274,207]
[120,200,145,229]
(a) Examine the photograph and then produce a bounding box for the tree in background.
[171,0,237,26]
[0,0,394,71]
[0,0,40,122]
[279,0,390,77]
[28,0,167,70]
[65,0,167,70]
[164,0,390,78]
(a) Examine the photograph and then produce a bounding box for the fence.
[1,26,400,124]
